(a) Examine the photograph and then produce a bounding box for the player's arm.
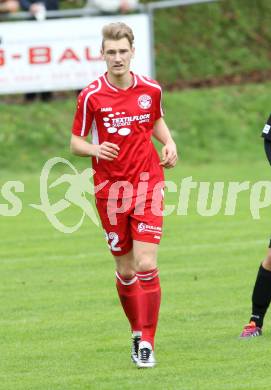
[70,134,119,161]
[153,117,178,168]
[261,114,271,165]
[264,140,271,165]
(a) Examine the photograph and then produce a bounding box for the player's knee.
[114,251,136,278]
[135,255,156,272]
[116,264,135,279]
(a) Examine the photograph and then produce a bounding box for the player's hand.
[160,141,178,168]
[95,142,120,161]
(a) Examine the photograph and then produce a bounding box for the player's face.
[102,38,134,78]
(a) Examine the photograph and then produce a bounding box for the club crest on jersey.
[138,94,152,110]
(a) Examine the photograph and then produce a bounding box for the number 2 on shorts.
[105,231,121,252]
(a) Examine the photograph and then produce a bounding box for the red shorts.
[95,191,163,256]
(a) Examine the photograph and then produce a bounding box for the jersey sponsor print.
[72,72,164,199]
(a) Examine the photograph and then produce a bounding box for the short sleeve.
[72,89,94,137]
[154,87,164,122]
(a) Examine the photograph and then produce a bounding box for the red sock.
[136,268,161,349]
[116,272,142,332]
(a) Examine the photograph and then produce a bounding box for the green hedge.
[149,0,271,86]
[1,82,269,172]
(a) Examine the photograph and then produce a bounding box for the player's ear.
[131,47,135,58]
[100,47,105,60]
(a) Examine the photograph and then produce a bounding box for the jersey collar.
[103,72,137,92]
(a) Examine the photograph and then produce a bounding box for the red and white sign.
[0,14,151,94]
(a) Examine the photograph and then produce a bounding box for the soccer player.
[70,23,178,367]
[240,114,271,338]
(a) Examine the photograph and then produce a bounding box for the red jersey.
[72,72,164,199]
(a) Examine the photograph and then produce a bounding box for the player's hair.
[102,23,134,49]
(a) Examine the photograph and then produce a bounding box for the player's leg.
[114,251,142,363]
[133,240,161,368]
[240,245,271,338]
[95,197,142,362]
[134,241,160,347]
[130,190,163,367]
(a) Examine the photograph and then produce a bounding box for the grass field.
[1,160,271,389]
